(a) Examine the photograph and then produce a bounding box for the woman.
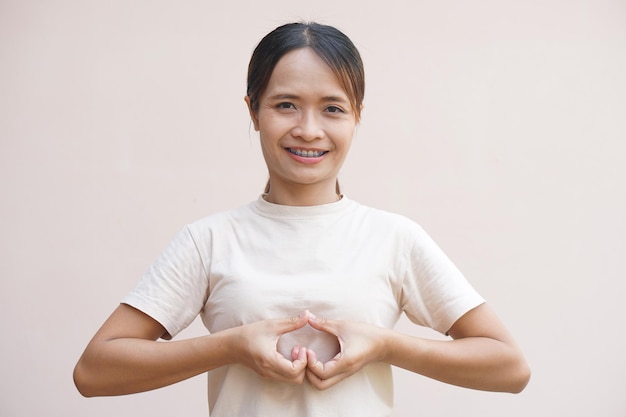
[74,22,530,416]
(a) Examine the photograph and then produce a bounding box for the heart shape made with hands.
[276,323,341,363]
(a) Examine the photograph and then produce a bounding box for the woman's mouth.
[287,148,328,158]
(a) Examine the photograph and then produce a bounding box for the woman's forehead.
[264,49,349,100]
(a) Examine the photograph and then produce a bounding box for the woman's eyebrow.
[321,95,349,104]
[267,93,348,103]
[268,93,299,100]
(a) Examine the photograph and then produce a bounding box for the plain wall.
[1,0,625,415]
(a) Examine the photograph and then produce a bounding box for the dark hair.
[247,22,365,121]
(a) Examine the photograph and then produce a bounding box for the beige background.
[2,0,625,416]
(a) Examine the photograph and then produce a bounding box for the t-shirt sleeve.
[122,225,210,339]
[400,223,484,335]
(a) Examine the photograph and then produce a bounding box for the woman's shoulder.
[183,200,257,233]
[348,199,427,236]
[349,198,420,223]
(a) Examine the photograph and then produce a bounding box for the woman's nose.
[292,111,323,141]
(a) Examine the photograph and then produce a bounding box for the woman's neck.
[263,183,341,206]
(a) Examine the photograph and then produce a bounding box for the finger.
[305,347,355,389]
[306,350,344,380]
[286,348,308,384]
[291,347,307,382]
[291,345,300,361]
[304,350,332,389]
[306,349,331,379]
[276,310,313,336]
[291,345,307,363]
[307,314,338,336]
[260,352,307,384]
[306,366,349,390]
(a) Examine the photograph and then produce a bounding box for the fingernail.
[309,312,317,321]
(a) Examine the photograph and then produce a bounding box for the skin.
[303,305,530,392]
[73,47,530,398]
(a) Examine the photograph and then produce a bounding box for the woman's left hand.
[299,304,530,393]
[302,315,389,390]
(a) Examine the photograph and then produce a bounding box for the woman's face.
[247,48,357,204]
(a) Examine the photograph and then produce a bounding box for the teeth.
[290,148,326,157]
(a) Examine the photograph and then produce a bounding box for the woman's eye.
[277,102,295,109]
[325,106,344,113]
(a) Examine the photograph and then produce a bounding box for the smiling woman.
[247,48,357,206]
[246,22,365,202]
[73,21,530,417]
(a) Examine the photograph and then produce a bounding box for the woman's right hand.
[228,310,312,384]
[74,305,313,397]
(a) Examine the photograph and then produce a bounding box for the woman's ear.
[244,96,260,131]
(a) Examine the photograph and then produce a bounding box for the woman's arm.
[73,304,311,397]
[305,303,530,392]
[385,303,530,392]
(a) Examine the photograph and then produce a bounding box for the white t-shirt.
[123,195,484,416]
